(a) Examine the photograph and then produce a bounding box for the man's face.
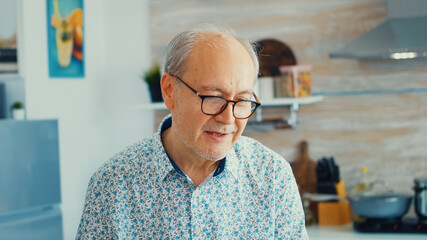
[170,34,255,161]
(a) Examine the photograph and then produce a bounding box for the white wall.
[20,0,152,239]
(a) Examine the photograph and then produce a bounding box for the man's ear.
[161,73,175,110]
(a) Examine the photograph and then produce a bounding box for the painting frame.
[46,0,85,78]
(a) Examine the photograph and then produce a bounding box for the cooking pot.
[349,194,412,219]
[304,192,412,219]
[414,178,427,219]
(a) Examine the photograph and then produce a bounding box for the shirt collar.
[153,114,241,183]
[223,147,243,181]
[152,115,176,184]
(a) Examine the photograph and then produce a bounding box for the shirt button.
[195,227,202,234]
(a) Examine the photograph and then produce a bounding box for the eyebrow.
[199,85,253,96]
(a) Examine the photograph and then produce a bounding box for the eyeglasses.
[170,74,261,119]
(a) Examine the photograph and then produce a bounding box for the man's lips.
[206,131,228,136]
[205,131,233,141]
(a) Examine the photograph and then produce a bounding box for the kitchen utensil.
[307,192,413,219]
[316,157,340,194]
[290,141,317,195]
[326,158,335,181]
[316,182,337,195]
[316,158,328,182]
[349,194,412,219]
[329,157,340,183]
[414,177,427,219]
[316,157,339,183]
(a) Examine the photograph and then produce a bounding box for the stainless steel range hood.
[330,0,427,60]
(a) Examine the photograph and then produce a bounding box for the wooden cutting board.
[291,140,317,194]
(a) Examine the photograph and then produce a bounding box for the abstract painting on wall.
[46,0,84,78]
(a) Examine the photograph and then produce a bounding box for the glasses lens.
[234,101,256,119]
[202,97,258,119]
[202,97,227,115]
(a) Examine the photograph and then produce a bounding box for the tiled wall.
[149,0,427,196]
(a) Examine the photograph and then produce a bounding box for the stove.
[353,217,427,233]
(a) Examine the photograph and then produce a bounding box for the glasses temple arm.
[169,73,199,95]
[253,92,261,104]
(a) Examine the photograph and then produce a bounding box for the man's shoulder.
[92,134,163,182]
[234,136,283,160]
[233,136,292,176]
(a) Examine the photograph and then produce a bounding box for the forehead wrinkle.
[200,85,223,92]
[199,84,253,96]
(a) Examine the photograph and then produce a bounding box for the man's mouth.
[206,131,227,136]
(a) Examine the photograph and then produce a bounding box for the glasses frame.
[170,74,261,119]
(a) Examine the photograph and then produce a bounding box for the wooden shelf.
[259,95,324,107]
[253,95,324,128]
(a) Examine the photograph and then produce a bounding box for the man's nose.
[215,102,235,124]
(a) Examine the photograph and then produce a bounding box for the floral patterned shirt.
[76,115,308,239]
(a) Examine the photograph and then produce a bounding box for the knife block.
[317,179,351,226]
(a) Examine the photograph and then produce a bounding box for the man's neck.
[161,128,220,187]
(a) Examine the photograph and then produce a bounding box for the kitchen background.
[0,0,426,239]
[150,0,427,194]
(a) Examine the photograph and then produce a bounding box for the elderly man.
[77,24,307,239]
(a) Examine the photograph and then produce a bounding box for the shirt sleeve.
[274,156,309,239]
[76,173,115,240]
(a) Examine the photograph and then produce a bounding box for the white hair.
[162,23,259,80]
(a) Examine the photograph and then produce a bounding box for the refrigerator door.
[0,205,63,240]
[0,120,61,215]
